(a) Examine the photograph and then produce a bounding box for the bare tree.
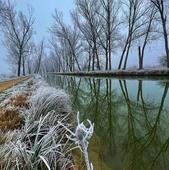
[137,5,157,69]
[72,0,101,70]
[150,0,169,68]
[1,2,34,76]
[118,0,148,70]
[34,39,45,74]
[49,36,69,72]
[50,10,82,72]
[97,0,120,70]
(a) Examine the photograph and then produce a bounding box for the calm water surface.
[46,75,169,170]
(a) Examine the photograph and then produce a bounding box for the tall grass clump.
[28,86,70,122]
[0,113,72,170]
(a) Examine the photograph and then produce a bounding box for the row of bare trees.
[0,2,34,76]
[0,0,169,75]
[0,1,46,76]
[49,0,169,72]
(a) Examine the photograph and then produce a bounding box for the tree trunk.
[105,49,108,70]
[37,57,41,74]
[138,46,143,70]
[123,39,132,70]
[88,49,91,71]
[18,50,22,77]
[74,56,81,71]
[95,44,100,70]
[27,61,31,74]
[108,2,111,71]
[22,56,25,76]
[96,53,100,70]
[118,38,129,69]
[108,45,111,70]
[92,49,95,71]
[162,18,169,68]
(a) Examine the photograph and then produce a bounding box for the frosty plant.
[58,112,94,170]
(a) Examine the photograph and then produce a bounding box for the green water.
[46,75,169,170]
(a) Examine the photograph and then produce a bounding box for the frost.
[0,75,73,169]
[59,112,94,170]
[28,83,70,122]
[0,75,94,170]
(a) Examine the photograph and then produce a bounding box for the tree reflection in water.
[46,75,169,170]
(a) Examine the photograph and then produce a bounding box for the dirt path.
[0,77,29,92]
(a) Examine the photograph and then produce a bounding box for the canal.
[46,75,169,170]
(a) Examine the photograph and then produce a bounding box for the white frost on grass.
[0,75,94,170]
[28,80,70,122]
[0,112,71,170]
[32,74,48,89]
[0,75,73,170]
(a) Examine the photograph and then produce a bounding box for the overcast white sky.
[0,0,165,74]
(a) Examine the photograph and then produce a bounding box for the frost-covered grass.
[29,85,70,122]
[0,75,74,170]
[0,75,94,170]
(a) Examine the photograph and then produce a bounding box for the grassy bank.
[0,75,76,170]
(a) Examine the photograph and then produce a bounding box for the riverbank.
[0,75,76,170]
[50,68,169,78]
